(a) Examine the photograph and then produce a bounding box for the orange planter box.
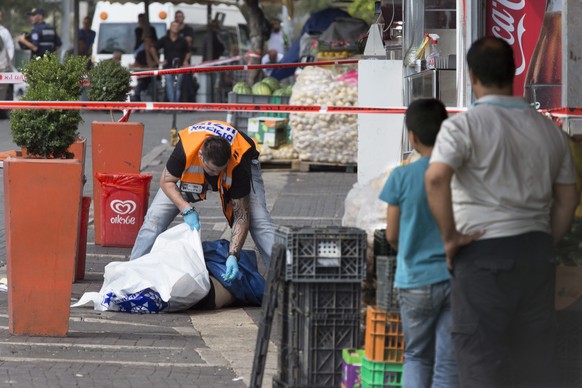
[364,305,404,363]
[4,158,83,336]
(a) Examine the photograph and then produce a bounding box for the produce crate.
[376,255,399,312]
[364,305,404,363]
[287,315,360,387]
[226,92,290,133]
[361,356,403,388]
[277,281,362,387]
[342,349,365,388]
[275,226,367,282]
[289,281,361,318]
[373,229,397,256]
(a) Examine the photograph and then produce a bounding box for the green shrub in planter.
[10,53,87,158]
[87,59,132,102]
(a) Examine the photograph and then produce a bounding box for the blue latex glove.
[222,255,239,282]
[183,209,200,231]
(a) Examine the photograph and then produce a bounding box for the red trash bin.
[96,173,153,247]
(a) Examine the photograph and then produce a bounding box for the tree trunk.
[244,0,265,85]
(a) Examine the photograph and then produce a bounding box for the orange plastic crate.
[364,305,404,363]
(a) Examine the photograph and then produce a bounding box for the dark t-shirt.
[179,25,194,44]
[154,35,190,69]
[166,131,259,200]
[134,26,158,50]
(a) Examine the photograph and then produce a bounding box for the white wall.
[357,60,405,184]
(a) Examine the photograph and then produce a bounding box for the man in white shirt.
[267,18,287,55]
[0,11,14,118]
[426,36,578,387]
[261,49,283,77]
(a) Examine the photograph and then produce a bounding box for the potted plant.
[5,52,88,336]
[87,58,132,122]
[87,59,145,245]
[11,52,87,158]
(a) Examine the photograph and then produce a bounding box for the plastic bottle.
[425,34,441,69]
[523,0,562,109]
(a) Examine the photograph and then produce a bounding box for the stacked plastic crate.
[226,92,291,133]
[273,226,367,388]
[359,229,404,387]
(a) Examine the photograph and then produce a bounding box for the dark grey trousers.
[451,232,556,388]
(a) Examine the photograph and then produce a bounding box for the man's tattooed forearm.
[230,196,250,253]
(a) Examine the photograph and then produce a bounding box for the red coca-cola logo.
[486,0,546,96]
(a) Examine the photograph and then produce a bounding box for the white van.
[92,1,249,65]
[91,1,250,101]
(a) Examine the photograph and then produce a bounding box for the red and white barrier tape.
[194,55,244,68]
[0,72,26,84]
[0,100,416,114]
[131,58,359,78]
[3,101,582,119]
[0,58,358,83]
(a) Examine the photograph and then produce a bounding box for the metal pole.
[73,0,80,56]
[564,0,582,107]
[61,0,72,55]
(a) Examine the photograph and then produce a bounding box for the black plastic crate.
[277,282,292,385]
[280,313,360,387]
[275,226,367,282]
[289,281,361,318]
[374,229,397,256]
[293,315,361,387]
[376,255,399,312]
[276,281,361,387]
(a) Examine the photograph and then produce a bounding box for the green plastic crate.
[361,356,403,388]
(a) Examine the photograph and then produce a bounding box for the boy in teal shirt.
[379,98,457,387]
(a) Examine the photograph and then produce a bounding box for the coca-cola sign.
[485,0,546,96]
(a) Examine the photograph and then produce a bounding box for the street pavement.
[0,111,358,387]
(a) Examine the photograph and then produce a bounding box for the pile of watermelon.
[231,77,292,96]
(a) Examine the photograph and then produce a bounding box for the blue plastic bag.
[103,288,169,314]
[202,240,265,306]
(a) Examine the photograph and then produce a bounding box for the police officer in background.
[18,7,61,58]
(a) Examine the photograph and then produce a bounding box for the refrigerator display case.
[404,68,457,107]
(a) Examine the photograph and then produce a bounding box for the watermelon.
[261,77,280,92]
[273,86,292,96]
[252,82,272,96]
[232,81,252,94]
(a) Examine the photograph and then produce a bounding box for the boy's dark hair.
[467,36,515,89]
[405,98,448,146]
[201,136,231,166]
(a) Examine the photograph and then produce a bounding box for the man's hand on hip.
[445,229,485,270]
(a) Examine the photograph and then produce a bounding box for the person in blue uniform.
[17,7,61,58]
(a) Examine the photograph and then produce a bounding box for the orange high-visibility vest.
[178,120,251,225]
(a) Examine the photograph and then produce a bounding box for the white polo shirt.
[431,95,577,239]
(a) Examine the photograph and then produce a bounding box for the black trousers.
[451,231,556,388]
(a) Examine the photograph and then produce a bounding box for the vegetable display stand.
[4,158,83,336]
[226,92,290,133]
[91,122,144,245]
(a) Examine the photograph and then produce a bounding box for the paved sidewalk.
[0,143,357,388]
